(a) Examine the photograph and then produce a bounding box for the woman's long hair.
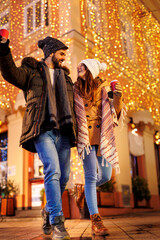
[75,64,100,104]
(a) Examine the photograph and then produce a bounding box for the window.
[24,0,49,36]
[0,9,9,30]
[33,153,44,178]
[0,132,8,162]
[130,154,138,178]
[121,20,134,60]
[0,132,8,183]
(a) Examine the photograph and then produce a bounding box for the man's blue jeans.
[34,129,71,224]
[83,145,112,215]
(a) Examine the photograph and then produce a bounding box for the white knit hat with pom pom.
[80,59,107,79]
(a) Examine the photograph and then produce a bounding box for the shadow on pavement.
[32,235,106,240]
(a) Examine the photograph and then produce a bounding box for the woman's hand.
[113,82,123,118]
[113,82,122,97]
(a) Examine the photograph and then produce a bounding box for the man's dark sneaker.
[52,215,70,240]
[41,207,52,235]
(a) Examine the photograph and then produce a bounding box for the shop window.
[0,8,9,30]
[0,132,8,184]
[33,153,44,178]
[130,154,138,178]
[24,0,49,37]
[31,183,44,207]
[0,132,8,162]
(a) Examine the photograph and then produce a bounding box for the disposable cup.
[0,29,9,43]
[110,80,118,91]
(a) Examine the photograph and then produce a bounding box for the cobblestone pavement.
[0,211,160,240]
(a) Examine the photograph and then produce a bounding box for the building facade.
[0,0,160,213]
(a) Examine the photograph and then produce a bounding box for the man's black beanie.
[38,36,68,59]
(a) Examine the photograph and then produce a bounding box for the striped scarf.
[74,86,120,174]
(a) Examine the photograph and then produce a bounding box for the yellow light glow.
[80,0,160,126]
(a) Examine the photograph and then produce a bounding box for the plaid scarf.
[74,86,120,174]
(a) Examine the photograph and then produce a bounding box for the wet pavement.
[0,211,160,240]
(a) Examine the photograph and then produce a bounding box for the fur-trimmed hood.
[21,57,70,75]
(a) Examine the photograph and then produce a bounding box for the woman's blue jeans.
[83,145,112,215]
[34,129,71,224]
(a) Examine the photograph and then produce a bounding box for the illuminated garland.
[80,0,160,126]
[0,0,160,126]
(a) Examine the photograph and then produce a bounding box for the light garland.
[80,0,160,126]
[0,0,160,126]
[68,148,84,188]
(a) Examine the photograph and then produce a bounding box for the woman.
[74,59,125,236]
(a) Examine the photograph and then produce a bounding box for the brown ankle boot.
[90,213,109,236]
[74,184,85,209]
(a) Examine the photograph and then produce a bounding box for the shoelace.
[93,216,105,229]
[55,222,66,232]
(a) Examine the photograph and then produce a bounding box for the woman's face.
[77,63,86,80]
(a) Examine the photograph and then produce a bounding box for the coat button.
[96,125,100,128]
[85,104,88,107]
[88,126,92,129]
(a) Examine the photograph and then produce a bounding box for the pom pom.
[100,62,107,71]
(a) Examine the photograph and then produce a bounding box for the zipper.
[33,66,45,137]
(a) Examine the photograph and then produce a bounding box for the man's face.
[51,49,66,68]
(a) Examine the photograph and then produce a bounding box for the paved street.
[0,211,160,240]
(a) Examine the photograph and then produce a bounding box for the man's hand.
[0,35,8,43]
[0,38,10,56]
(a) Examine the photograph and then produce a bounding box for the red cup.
[110,80,118,91]
[0,29,9,43]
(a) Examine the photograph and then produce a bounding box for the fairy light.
[80,0,160,126]
[0,0,159,190]
[80,0,89,58]
[154,131,160,145]
[69,148,84,188]
[0,1,160,180]
[0,0,71,112]
[59,1,72,68]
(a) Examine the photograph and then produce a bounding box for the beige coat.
[83,80,122,155]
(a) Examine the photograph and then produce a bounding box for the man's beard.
[52,55,62,68]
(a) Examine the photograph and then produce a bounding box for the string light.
[69,148,84,188]
[0,0,71,111]
[0,0,160,183]
[154,131,160,145]
[80,0,160,126]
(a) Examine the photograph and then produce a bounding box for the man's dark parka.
[0,52,77,152]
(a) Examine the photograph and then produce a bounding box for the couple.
[0,36,124,239]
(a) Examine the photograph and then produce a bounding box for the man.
[0,36,77,240]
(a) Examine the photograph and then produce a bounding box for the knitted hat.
[38,36,68,59]
[80,59,107,79]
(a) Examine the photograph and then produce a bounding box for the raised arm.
[0,38,29,90]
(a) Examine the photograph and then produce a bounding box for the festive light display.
[0,0,160,127]
[154,131,160,145]
[68,148,84,188]
[80,0,160,126]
